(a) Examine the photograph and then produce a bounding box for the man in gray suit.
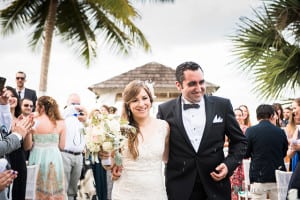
[15,71,37,111]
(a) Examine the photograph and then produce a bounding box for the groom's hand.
[210,163,228,181]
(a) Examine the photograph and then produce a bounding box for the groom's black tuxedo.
[157,95,247,200]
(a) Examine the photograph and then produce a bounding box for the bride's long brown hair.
[121,80,154,159]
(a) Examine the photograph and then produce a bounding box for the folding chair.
[238,159,251,200]
[275,169,293,200]
[25,164,39,200]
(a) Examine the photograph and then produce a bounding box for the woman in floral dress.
[230,108,248,200]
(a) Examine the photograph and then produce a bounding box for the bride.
[105,80,170,200]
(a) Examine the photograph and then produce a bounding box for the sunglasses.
[16,77,25,80]
[23,104,33,108]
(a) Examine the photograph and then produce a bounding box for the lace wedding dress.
[112,120,168,200]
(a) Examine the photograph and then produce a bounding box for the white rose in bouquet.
[102,141,114,152]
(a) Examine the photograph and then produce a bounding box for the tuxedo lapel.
[198,95,215,152]
[174,96,195,150]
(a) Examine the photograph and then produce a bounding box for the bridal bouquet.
[84,112,136,166]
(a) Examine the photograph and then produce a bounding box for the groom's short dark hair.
[175,61,203,84]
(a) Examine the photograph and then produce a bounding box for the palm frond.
[230,0,300,100]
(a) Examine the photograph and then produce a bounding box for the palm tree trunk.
[38,0,58,96]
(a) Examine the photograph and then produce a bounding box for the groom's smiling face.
[176,69,206,103]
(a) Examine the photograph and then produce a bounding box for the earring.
[127,109,131,119]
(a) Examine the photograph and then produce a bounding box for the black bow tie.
[183,103,200,110]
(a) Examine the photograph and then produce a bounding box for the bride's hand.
[111,165,123,181]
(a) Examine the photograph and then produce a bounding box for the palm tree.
[0,0,173,95]
[230,0,300,100]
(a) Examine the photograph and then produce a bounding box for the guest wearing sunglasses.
[20,99,33,118]
[15,71,37,111]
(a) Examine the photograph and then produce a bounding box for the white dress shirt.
[16,88,24,99]
[182,97,206,152]
[63,106,85,152]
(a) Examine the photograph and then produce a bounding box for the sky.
[0,0,281,123]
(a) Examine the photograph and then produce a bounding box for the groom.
[157,61,247,200]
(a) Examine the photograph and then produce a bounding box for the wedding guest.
[239,105,252,127]
[91,105,112,200]
[157,61,247,199]
[110,80,170,199]
[24,96,67,199]
[0,87,32,200]
[20,98,34,161]
[109,106,117,114]
[273,103,284,127]
[61,93,87,200]
[287,97,300,198]
[100,105,109,114]
[15,71,37,111]
[89,107,108,200]
[230,108,248,200]
[245,104,288,199]
[285,108,299,171]
[20,98,33,118]
[0,87,32,157]
[282,106,292,127]
[5,86,27,200]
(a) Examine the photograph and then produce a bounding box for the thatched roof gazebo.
[88,62,219,103]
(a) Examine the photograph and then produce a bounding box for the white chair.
[238,159,251,200]
[25,164,39,200]
[275,169,293,200]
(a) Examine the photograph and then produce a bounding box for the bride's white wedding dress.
[112,120,168,200]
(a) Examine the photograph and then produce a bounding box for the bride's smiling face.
[129,89,151,119]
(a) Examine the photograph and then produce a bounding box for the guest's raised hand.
[12,116,34,139]
[0,89,9,105]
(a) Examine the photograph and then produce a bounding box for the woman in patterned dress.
[230,108,248,200]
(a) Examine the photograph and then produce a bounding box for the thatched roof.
[88,62,219,101]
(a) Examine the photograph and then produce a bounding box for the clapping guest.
[20,98,34,161]
[0,86,32,200]
[5,86,27,200]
